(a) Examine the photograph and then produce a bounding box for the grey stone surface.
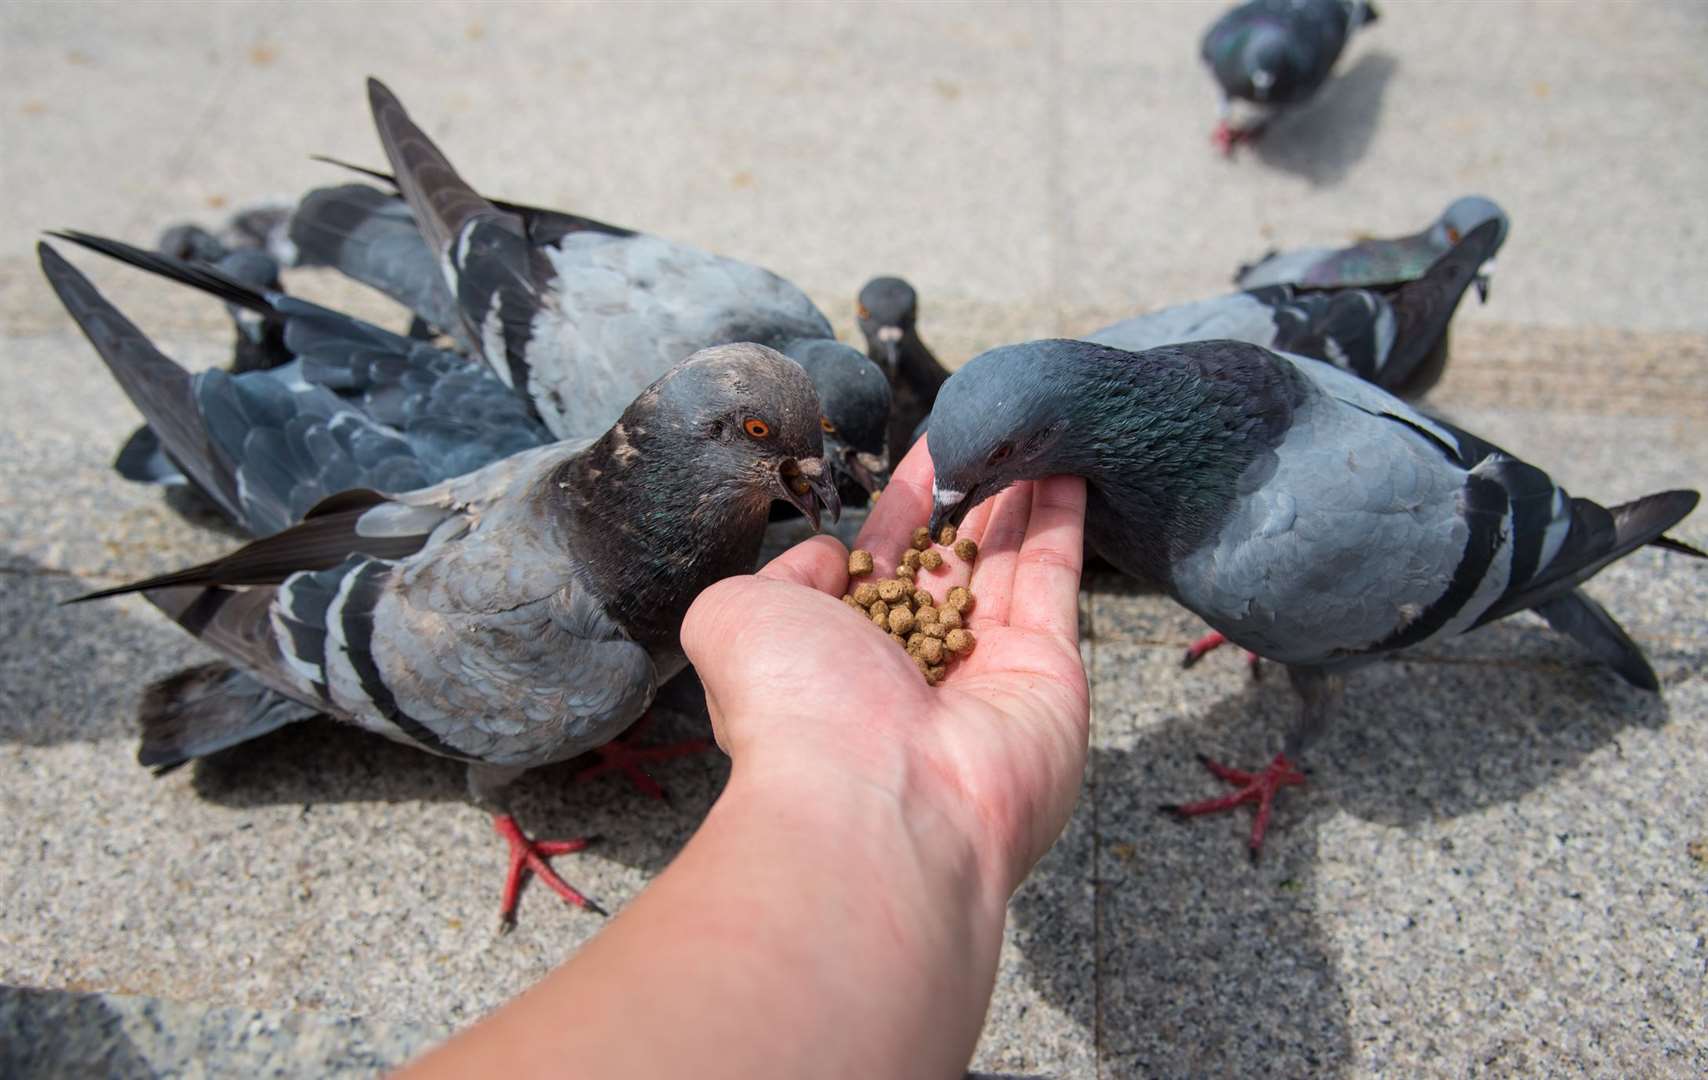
[2,2,1706,1078]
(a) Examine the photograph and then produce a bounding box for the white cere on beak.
[877,326,903,344]
[933,482,966,505]
[1478,258,1498,279]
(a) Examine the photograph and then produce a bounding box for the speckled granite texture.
[2,3,1705,1077]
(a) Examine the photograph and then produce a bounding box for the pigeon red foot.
[493,813,604,928]
[1179,629,1263,677]
[1211,119,1265,157]
[1162,753,1306,859]
[574,713,714,800]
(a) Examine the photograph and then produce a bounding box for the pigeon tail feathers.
[138,661,318,772]
[1534,591,1658,692]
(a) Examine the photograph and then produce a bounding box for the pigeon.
[283,79,892,498]
[54,229,551,535]
[925,336,1703,855]
[112,226,299,518]
[42,241,840,923]
[1091,218,1499,401]
[856,276,950,462]
[1236,195,1510,303]
[1200,0,1379,154]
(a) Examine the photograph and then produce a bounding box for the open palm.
[683,439,1090,896]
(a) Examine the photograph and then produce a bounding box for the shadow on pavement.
[1012,602,1688,1074]
[1253,51,1398,185]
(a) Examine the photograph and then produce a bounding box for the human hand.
[681,436,1089,902]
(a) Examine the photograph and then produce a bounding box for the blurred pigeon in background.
[43,241,840,924]
[283,79,891,499]
[1236,195,1509,303]
[1201,0,1378,154]
[856,275,949,461]
[925,336,1703,855]
[1091,218,1499,400]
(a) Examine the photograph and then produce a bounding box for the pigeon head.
[856,276,920,376]
[157,224,226,264]
[927,339,1293,541]
[617,342,841,531]
[925,340,1087,534]
[1431,196,1509,301]
[780,338,891,495]
[1235,28,1291,102]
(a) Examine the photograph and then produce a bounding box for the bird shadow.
[1251,51,1398,185]
[185,670,725,880]
[0,986,155,1079]
[0,554,209,747]
[1008,576,1689,1073]
[7,545,723,895]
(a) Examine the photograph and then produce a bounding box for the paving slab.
[1,2,1706,1077]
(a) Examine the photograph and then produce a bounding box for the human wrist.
[723,744,1013,934]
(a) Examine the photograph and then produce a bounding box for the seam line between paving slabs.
[1086,632,1103,1080]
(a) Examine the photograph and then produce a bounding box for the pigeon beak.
[928,480,978,537]
[1473,259,1496,303]
[877,327,902,376]
[777,456,842,531]
[843,446,890,495]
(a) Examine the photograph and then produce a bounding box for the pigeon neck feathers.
[1059,342,1302,576]
[560,419,767,651]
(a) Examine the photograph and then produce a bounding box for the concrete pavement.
[2,2,1705,1076]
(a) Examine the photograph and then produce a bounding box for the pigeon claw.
[492,813,603,928]
[1162,752,1306,858]
[1211,119,1262,158]
[1181,629,1229,668]
[1179,630,1263,678]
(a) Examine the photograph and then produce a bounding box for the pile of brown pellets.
[844,525,978,685]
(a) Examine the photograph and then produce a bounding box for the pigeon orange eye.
[1446,226,1461,244]
[857,304,871,320]
[987,443,1013,465]
[743,418,773,439]
[820,417,837,434]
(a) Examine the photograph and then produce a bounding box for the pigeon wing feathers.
[1172,375,1484,664]
[1377,219,1503,395]
[288,184,466,342]
[40,242,246,521]
[307,155,635,247]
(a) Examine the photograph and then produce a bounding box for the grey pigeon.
[1201,0,1378,154]
[1090,218,1499,400]
[1236,195,1510,303]
[1095,217,1499,671]
[114,226,299,517]
[43,241,839,923]
[284,80,892,498]
[925,337,1703,854]
[856,276,950,462]
[55,229,550,536]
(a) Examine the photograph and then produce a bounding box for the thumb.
[757,533,849,596]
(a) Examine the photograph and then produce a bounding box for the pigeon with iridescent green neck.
[926,336,1702,857]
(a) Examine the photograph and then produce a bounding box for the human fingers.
[964,480,1033,629]
[759,534,849,595]
[853,435,934,574]
[1008,475,1086,642]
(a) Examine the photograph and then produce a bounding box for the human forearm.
[401,755,1010,1079]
